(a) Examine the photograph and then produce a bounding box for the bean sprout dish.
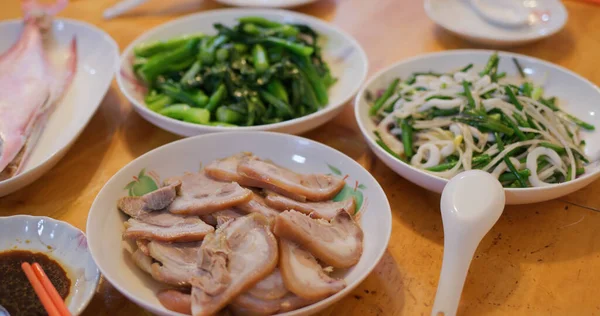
[368,53,596,188]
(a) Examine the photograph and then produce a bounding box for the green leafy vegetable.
[133,17,335,127]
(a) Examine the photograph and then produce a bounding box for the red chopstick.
[21,262,71,316]
[32,263,71,316]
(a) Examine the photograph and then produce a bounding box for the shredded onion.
[527,147,563,187]
[369,56,594,187]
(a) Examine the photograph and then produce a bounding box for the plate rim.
[0,18,120,189]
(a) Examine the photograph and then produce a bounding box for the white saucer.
[424,0,568,47]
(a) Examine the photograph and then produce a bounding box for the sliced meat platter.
[117,152,365,316]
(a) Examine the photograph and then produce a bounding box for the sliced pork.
[277,294,315,313]
[274,210,363,268]
[204,152,257,185]
[230,294,280,316]
[147,241,202,286]
[119,192,214,242]
[190,213,278,316]
[143,180,181,210]
[245,269,287,300]
[119,153,366,315]
[123,217,213,243]
[231,292,314,315]
[237,156,345,202]
[265,192,355,220]
[166,172,252,215]
[136,239,150,256]
[158,290,192,315]
[118,181,180,215]
[119,195,203,227]
[278,239,345,300]
[235,193,280,219]
[131,248,153,275]
[199,209,244,227]
[231,268,314,315]
[215,211,243,228]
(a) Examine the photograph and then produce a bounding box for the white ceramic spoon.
[431,170,505,316]
[0,305,9,316]
[470,0,530,28]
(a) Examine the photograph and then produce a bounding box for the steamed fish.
[0,0,77,180]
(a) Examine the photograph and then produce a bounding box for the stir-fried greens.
[369,53,595,188]
[133,17,336,126]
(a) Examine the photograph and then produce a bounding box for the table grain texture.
[1,0,600,315]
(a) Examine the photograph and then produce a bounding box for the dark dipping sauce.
[0,250,71,316]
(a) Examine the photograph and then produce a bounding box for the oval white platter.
[0,19,119,197]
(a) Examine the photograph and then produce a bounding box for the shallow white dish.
[214,0,320,8]
[0,215,100,315]
[424,0,567,47]
[87,131,391,316]
[117,8,368,137]
[355,50,600,205]
[0,19,119,197]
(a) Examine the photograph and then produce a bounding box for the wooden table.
[2,0,600,315]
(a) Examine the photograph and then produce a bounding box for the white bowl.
[355,50,600,205]
[86,131,391,316]
[0,215,100,315]
[117,8,368,137]
[214,0,320,8]
[0,19,119,197]
[424,0,567,47]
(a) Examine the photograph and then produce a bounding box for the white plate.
[424,0,567,47]
[86,131,391,316]
[117,8,368,137]
[355,50,600,205]
[214,0,320,8]
[0,215,100,315]
[0,19,119,197]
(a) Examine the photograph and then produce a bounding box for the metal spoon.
[470,0,531,28]
[431,170,505,316]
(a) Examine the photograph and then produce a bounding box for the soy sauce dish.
[0,216,100,315]
[0,251,71,315]
[355,50,600,204]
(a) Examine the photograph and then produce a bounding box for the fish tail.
[22,0,69,24]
